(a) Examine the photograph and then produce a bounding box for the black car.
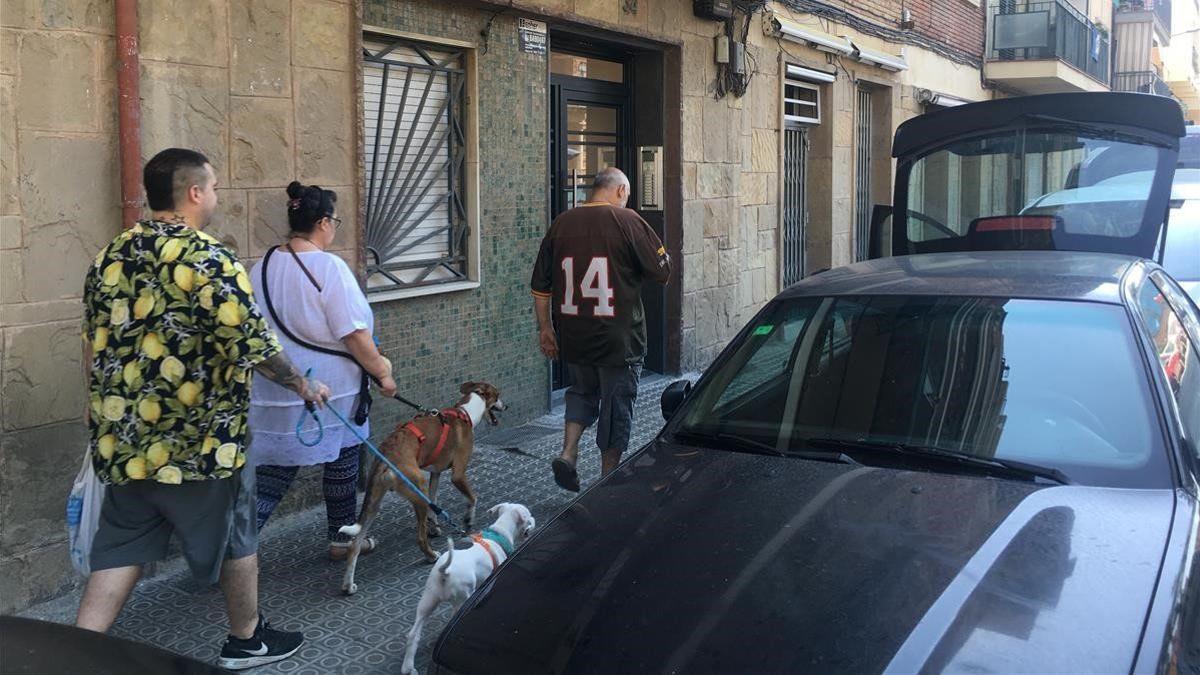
[431,93,1200,673]
[0,616,227,674]
[432,251,1199,673]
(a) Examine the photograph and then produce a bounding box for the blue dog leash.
[294,370,456,527]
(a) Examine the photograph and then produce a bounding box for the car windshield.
[673,295,1171,488]
[901,128,1171,253]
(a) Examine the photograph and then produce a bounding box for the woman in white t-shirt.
[248,182,397,560]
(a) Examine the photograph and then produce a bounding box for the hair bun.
[286,181,305,199]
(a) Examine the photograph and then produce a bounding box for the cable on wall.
[714,0,770,99]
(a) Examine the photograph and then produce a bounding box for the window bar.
[376,133,454,255]
[363,38,469,291]
[367,65,413,240]
[378,199,452,259]
[369,41,400,61]
[444,70,460,260]
[390,222,453,257]
[375,88,452,243]
[366,62,391,224]
[411,44,438,67]
[369,65,437,244]
[383,74,460,231]
[377,254,460,272]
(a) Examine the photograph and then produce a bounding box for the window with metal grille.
[854,87,873,262]
[782,68,819,286]
[362,37,469,294]
[783,80,820,125]
[782,127,808,286]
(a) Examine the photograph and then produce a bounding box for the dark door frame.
[541,29,683,401]
[548,41,671,393]
[549,73,634,218]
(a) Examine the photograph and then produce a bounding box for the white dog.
[401,502,536,675]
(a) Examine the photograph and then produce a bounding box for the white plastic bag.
[66,449,104,576]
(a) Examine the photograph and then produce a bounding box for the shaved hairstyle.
[143,148,212,211]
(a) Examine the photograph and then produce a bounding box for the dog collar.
[471,533,501,571]
[480,527,514,556]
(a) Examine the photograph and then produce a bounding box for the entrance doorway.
[548,42,666,390]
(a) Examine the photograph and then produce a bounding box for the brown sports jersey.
[531,203,671,366]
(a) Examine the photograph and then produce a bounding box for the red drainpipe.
[115,0,141,228]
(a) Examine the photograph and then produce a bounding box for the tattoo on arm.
[254,352,306,393]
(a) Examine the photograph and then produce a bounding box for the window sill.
[367,280,480,304]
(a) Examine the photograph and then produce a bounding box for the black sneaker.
[217,614,303,670]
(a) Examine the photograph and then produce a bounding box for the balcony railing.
[1118,0,1172,35]
[988,0,1111,85]
[1113,70,1174,96]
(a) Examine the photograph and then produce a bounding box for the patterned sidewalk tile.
[21,374,689,674]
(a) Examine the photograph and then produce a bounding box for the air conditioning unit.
[694,0,733,21]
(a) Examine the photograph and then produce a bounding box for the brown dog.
[339,382,505,595]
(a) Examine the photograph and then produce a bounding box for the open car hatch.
[880,93,1185,260]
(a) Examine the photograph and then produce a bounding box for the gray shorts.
[90,467,257,585]
[564,363,642,452]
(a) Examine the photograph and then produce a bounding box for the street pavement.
[21,374,683,674]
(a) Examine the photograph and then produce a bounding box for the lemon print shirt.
[83,219,283,485]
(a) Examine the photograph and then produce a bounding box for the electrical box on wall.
[730,42,745,75]
[714,35,730,63]
[693,0,732,20]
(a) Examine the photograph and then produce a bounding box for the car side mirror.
[869,205,892,259]
[661,380,692,421]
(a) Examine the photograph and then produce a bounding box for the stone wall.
[1,0,122,614]
[134,0,360,272]
[0,0,357,613]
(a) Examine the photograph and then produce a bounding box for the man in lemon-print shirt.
[77,148,331,671]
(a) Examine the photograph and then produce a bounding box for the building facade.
[1161,0,1200,121]
[1113,0,1174,97]
[2,0,1104,613]
[1109,0,1200,123]
[985,0,1113,94]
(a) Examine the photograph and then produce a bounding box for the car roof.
[779,251,1140,304]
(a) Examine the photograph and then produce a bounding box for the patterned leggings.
[256,445,360,543]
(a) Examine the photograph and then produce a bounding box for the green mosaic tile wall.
[363,0,552,439]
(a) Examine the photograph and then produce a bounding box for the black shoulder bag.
[260,245,372,425]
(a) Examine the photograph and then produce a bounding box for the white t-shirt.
[248,248,374,466]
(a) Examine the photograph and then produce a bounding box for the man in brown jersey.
[530,167,671,492]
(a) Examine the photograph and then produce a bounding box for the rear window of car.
[904,130,1169,243]
[676,295,1171,488]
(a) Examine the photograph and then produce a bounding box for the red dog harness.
[403,408,470,468]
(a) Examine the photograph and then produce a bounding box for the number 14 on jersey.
[561,257,615,318]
